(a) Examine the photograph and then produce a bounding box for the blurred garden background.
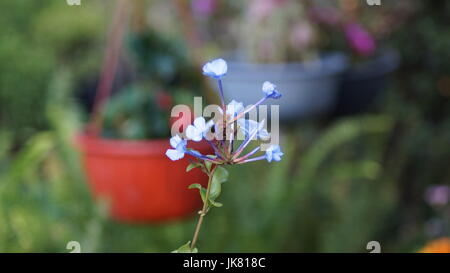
[0,0,449,252]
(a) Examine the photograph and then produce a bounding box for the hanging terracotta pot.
[77,134,210,222]
[76,0,212,223]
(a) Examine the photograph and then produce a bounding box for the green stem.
[190,166,215,251]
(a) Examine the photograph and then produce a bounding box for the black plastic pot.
[335,49,400,116]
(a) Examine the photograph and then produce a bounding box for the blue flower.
[238,119,269,140]
[262,81,281,99]
[265,145,283,162]
[226,100,244,117]
[186,117,213,142]
[166,135,187,161]
[218,100,244,118]
[203,58,228,79]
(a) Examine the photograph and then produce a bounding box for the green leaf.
[186,162,201,172]
[209,200,223,207]
[204,161,213,172]
[189,167,228,208]
[188,183,202,190]
[204,156,218,172]
[188,183,207,204]
[171,241,198,253]
[209,166,228,202]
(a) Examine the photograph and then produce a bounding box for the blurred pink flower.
[192,0,217,16]
[309,6,341,26]
[345,23,376,57]
[249,0,286,20]
[272,0,288,5]
[290,22,315,50]
[425,185,450,207]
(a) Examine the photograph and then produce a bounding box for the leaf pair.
[188,166,228,208]
[186,158,214,174]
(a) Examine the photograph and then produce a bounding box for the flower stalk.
[190,165,215,251]
[168,58,284,253]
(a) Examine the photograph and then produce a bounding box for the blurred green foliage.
[102,85,171,139]
[101,29,202,139]
[0,0,449,253]
[0,1,54,143]
[0,1,106,143]
[127,30,195,84]
[0,86,398,252]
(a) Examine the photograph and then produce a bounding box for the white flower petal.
[265,145,283,162]
[202,58,228,78]
[170,135,182,148]
[266,152,273,162]
[211,59,227,75]
[186,125,202,142]
[193,133,202,142]
[238,119,269,140]
[227,100,244,116]
[259,129,270,140]
[193,117,206,131]
[262,81,276,94]
[166,149,185,161]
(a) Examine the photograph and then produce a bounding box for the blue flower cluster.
[166,58,283,164]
